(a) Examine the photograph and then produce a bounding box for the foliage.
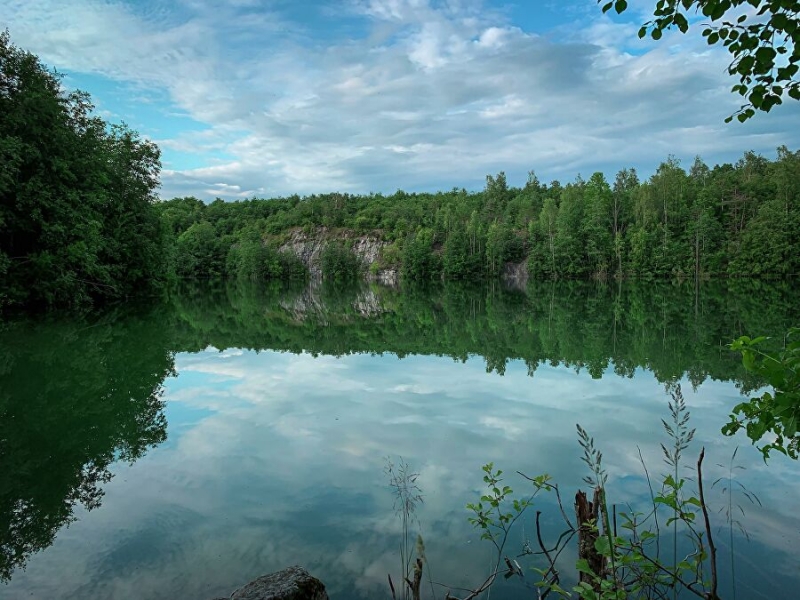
[320,242,363,282]
[457,387,727,600]
[723,327,800,458]
[601,0,800,121]
[0,30,165,309]
[173,221,226,278]
[402,228,441,281]
[156,148,800,283]
[225,228,307,281]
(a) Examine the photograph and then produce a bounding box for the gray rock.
[278,227,390,280]
[219,566,328,600]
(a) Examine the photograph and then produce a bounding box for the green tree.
[173,221,224,278]
[611,168,638,276]
[601,0,800,121]
[583,172,614,278]
[0,30,165,309]
[485,222,511,277]
[531,197,559,278]
[555,182,587,277]
[402,228,440,281]
[320,242,362,282]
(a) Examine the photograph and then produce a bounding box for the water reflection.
[0,308,174,583]
[2,280,799,599]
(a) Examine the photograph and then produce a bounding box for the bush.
[320,242,363,281]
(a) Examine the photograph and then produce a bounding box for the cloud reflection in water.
[6,348,800,600]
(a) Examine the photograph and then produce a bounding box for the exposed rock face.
[212,566,328,600]
[278,228,397,284]
[502,260,528,288]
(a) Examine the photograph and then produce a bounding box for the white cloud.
[1,0,797,200]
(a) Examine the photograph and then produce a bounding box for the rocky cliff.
[277,227,526,288]
[278,228,398,285]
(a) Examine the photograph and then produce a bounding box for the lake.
[2,279,799,600]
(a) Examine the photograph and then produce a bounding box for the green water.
[2,280,799,599]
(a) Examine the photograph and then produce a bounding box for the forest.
[2,28,799,313]
[158,149,800,285]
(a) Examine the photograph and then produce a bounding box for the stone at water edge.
[212,566,329,600]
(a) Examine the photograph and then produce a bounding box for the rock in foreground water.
[213,566,328,600]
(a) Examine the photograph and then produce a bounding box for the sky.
[2,0,799,200]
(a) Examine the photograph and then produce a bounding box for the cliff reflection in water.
[169,278,799,387]
[1,278,799,594]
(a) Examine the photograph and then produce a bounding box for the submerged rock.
[213,566,328,600]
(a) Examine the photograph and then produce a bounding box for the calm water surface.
[2,280,799,599]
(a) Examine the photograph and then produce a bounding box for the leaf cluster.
[723,327,800,458]
[600,0,800,121]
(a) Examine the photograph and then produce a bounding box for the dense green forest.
[159,149,800,284]
[2,30,800,312]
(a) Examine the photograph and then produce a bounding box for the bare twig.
[404,557,423,600]
[516,474,574,531]
[697,447,719,600]
[535,510,559,584]
[575,488,605,591]
[443,571,498,600]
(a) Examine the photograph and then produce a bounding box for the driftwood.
[575,487,605,591]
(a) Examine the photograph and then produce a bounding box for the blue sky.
[2,0,798,200]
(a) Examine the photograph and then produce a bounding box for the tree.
[611,168,638,276]
[0,30,165,309]
[555,182,587,277]
[173,221,224,278]
[601,0,800,121]
[402,228,440,281]
[534,197,560,278]
[583,173,614,278]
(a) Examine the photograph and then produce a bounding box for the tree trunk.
[575,488,605,591]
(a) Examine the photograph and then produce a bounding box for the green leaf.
[756,46,777,66]
[576,558,595,574]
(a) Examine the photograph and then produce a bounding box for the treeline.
[0,32,166,310]
[158,150,800,283]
